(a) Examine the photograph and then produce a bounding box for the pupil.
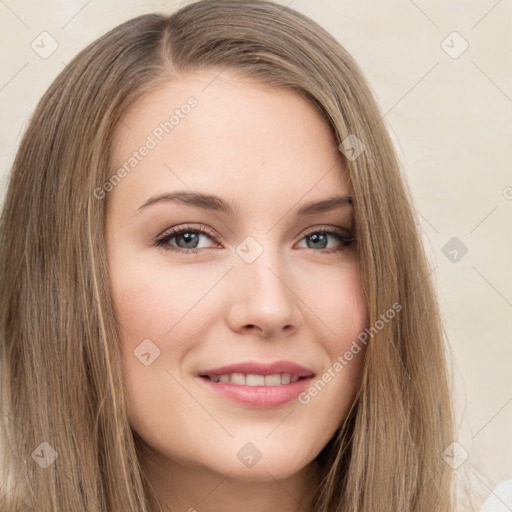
[180,232,199,248]
[308,233,327,249]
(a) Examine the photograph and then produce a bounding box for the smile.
[197,361,315,408]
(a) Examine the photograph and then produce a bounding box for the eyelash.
[154,224,355,255]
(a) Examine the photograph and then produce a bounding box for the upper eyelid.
[301,225,352,236]
[158,224,217,241]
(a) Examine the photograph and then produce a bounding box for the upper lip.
[198,360,315,378]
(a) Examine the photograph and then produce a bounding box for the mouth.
[199,372,306,386]
[196,361,315,408]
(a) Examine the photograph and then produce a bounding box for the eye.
[296,227,354,254]
[155,224,354,254]
[155,224,219,253]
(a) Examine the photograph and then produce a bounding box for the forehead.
[109,69,349,214]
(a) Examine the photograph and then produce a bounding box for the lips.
[197,360,315,408]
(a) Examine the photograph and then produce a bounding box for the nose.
[225,244,304,339]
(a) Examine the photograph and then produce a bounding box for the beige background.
[1,1,511,510]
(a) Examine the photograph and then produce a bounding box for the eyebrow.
[135,191,353,216]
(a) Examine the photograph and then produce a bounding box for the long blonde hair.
[0,1,454,510]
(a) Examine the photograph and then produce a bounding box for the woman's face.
[107,69,368,483]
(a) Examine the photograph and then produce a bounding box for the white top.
[480,480,512,511]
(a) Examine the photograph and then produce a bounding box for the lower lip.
[198,376,313,408]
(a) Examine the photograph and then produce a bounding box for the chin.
[201,440,317,483]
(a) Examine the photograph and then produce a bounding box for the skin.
[106,69,368,512]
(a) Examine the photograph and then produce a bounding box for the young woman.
[0,1,455,510]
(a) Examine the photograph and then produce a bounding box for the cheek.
[296,266,368,420]
[329,267,368,369]
[110,258,221,343]
[109,261,215,447]
[305,263,368,347]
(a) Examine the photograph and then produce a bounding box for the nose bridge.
[228,234,300,335]
[238,235,292,304]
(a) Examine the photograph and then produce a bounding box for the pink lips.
[197,360,315,408]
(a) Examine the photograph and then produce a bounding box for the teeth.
[207,372,303,386]
[246,374,265,386]
[231,373,246,385]
[264,374,282,386]
[280,373,291,385]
